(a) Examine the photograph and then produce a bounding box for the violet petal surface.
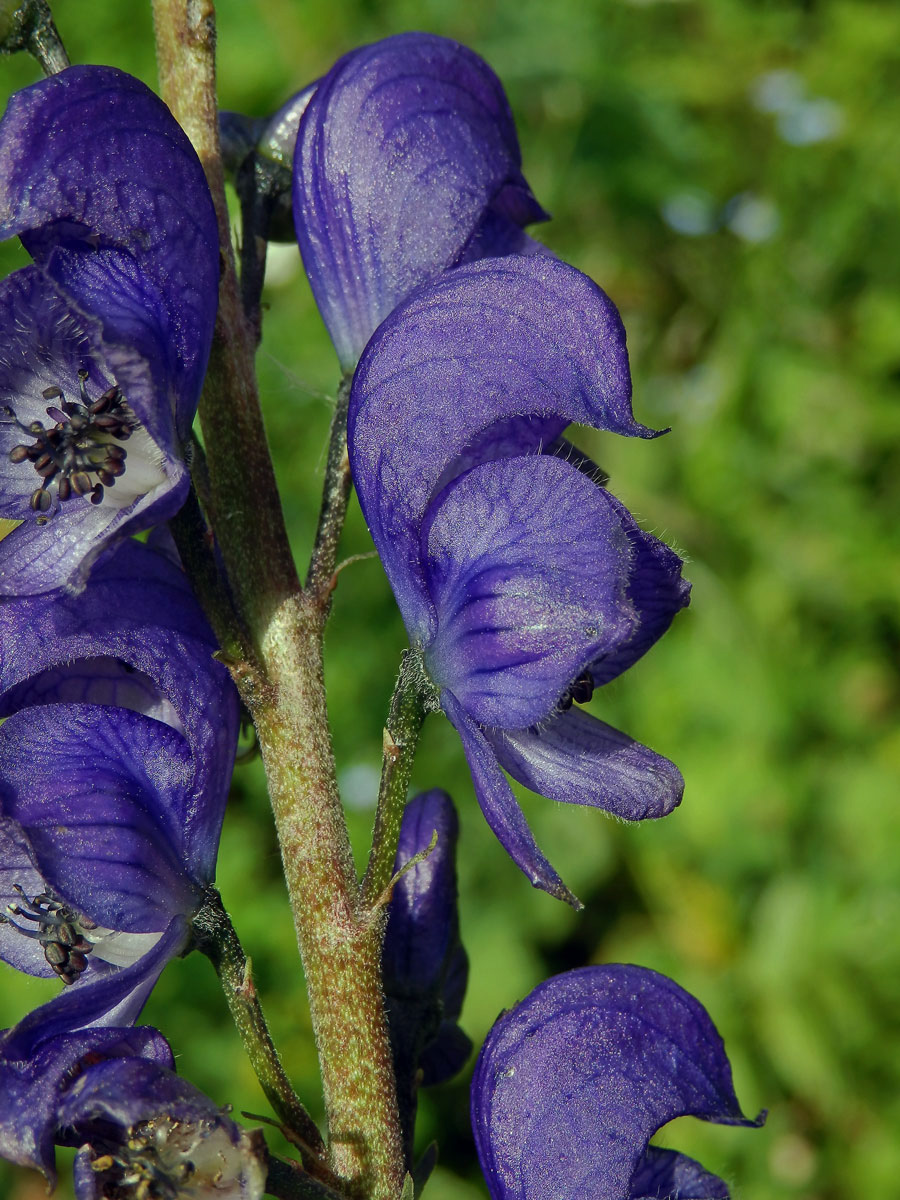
[471,965,763,1200]
[422,455,638,729]
[294,32,547,367]
[349,254,657,639]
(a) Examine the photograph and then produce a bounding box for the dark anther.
[2,370,136,517]
[558,669,595,712]
[0,884,94,985]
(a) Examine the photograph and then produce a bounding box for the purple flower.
[0,65,219,595]
[0,537,239,1027]
[383,790,471,1156]
[0,1021,173,1183]
[471,965,764,1200]
[0,1020,266,1197]
[61,1056,267,1200]
[349,255,690,903]
[293,32,548,368]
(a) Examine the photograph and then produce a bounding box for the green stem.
[266,1156,348,1200]
[192,889,325,1165]
[251,595,404,1198]
[153,8,405,1196]
[306,376,353,605]
[360,650,432,908]
[152,0,300,650]
[0,0,69,74]
[168,486,247,663]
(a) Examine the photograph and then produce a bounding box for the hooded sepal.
[349,254,657,639]
[471,965,764,1200]
[294,33,547,367]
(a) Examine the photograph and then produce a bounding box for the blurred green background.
[2,1,898,1197]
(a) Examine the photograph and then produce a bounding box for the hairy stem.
[361,651,431,908]
[252,595,404,1197]
[152,8,405,1195]
[192,889,325,1164]
[306,376,353,605]
[0,0,69,74]
[152,0,298,647]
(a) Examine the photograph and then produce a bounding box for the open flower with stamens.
[0,1020,266,1197]
[0,1021,174,1184]
[350,255,690,903]
[293,32,548,369]
[471,965,764,1200]
[0,65,219,595]
[0,537,239,1026]
[61,1057,267,1200]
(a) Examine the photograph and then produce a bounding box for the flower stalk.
[152,0,298,644]
[362,650,434,908]
[306,375,354,605]
[251,594,404,1197]
[151,4,406,1196]
[191,888,326,1168]
[0,0,69,75]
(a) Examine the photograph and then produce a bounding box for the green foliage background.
[2,1,898,1197]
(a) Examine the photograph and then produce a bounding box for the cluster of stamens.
[89,1118,198,1200]
[0,884,95,985]
[4,369,134,513]
[558,669,595,712]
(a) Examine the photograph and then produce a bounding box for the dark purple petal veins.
[0,65,219,422]
[294,32,546,367]
[422,455,638,728]
[0,704,199,934]
[349,254,654,637]
[0,1024,173,1181]
[0,538,239,879]
[471,965,763,1200]
[485,707,684,823]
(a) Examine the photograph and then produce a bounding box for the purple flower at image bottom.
[62,1056,267,1200]
[472,965,764,1200]
[0,1020,265,1196]
[0,65,219,594]
[0,1022,173,1182]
